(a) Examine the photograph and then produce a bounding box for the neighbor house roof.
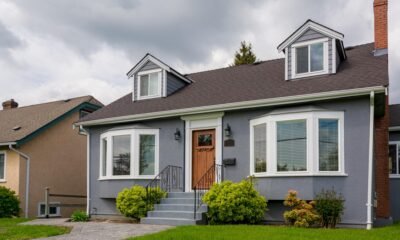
[390,104,400,128]
[80,43,388,125]
[0,96,103,144]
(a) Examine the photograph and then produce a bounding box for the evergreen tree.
[232,41,257,66]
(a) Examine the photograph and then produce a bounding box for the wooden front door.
[192,129,216,189]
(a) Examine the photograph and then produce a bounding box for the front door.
[192,129,216,189]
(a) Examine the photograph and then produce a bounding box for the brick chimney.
[373,0,388,55]
[2,99,19,110]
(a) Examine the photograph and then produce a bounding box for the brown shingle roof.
[81,43,388,123]
[390,104,400,127]
[0,96,102,144]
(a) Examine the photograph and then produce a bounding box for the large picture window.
[250,111,344,177]
[100,129,159,179]
[277,120,307,172]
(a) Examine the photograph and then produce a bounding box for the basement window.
[38,202,61,217]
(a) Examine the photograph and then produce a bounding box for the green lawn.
[0,218,70,240]
[130,223,400,240]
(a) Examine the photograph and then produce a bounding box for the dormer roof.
[277,19,344,52]
[126,53,192,83]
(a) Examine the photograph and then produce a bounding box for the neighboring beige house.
[0,96,102,218]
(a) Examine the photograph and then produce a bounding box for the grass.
[0,218,70,240]
[129,223,400,240]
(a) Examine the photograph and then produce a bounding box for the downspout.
[79,126,91,216]
[9,144,30,218]
[366,91,375,230]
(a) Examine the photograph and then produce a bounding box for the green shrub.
[71,210,90,222]
[203,178,267,224]
[315,188,345,228]
[0,186,20,218]
[116,186,166,219]
[283,190,320,228]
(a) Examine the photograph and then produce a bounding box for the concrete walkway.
[21,218,173,240]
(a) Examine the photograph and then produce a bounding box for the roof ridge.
[0,95,93,112]
[186,57,284,76]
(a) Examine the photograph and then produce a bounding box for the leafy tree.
[232,41,257,66]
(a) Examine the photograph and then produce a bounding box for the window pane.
[139,135,156,175]
[112,135,131,175]
[389,144,397,174]
[140,75,149,96]
[277,120,307,172]
[198,134,212,146]
[254,124,267,173]
[49,206,57,215]
[310,43,324,72]
[148,72,159,96]
[319,119,339,171]
[102,138,107,177]
[0,153,4,179]
[296,46,309,74]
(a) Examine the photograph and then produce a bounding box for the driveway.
[21,218,173,240]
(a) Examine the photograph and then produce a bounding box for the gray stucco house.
[78,1,392,229]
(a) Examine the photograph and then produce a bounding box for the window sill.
[389,175,400,179]
[251,173,348,178]
[98,176,156,181]
[137,94,162,100]
[292,70,329,80]
[0,180,6,183]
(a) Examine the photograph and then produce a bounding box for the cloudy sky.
[0,0,398,106]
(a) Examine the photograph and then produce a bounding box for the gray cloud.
[0,0,398,105]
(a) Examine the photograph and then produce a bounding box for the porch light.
[224,124,231,137]
[174,128,181,140]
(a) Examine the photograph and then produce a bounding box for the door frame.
[182,112,223,192]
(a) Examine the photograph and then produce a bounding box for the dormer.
[277,20,347,80]
[127,54,192,101]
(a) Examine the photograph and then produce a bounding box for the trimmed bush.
[315,188,345,228]
[203,178,267,224]
[116,186,166,219]
[283,190,319,228]
[71,210,90,222]
[0,186,20,218]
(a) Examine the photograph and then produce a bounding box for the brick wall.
[374,95,390,218]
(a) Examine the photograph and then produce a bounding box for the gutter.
[79,126,91,216]
[77,86,386,127]
[8,144,30,218]
[366,91,375,230]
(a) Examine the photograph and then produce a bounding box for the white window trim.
[99,128,159,180]
[0,151,6,182]
[291,38,329,79]
[38,202,61,217]
[137,69,162,100]
[250,111,345,177]
[389,141,400,178]
[182,112,224,192]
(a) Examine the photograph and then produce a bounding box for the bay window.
[250,111,344,176]
[100,129,159,179]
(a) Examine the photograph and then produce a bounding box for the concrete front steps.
[141,192,207,226]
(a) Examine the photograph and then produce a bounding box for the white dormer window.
[138,69,162,100]
[291,38,329,79]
